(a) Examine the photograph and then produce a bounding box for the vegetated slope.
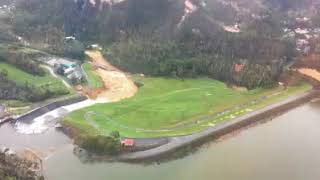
[6,0,320,89]
[0,43,70,102]
[0,63,69,102]
[82,62,104,89]
[0,44,46,76]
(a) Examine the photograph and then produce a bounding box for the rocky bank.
[0,147,44,180]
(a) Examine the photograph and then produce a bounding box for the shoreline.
[114,89,319,161]
[11,84,318,162]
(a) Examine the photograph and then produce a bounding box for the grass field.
[82,63,104,89]
[0,62,69,94]
[64,77,312,138]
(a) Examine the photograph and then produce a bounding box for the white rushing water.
[15,98,108,135]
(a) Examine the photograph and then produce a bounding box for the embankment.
[118,90,319,161]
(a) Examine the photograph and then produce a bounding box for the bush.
[64,39,85,60]
[78,135,121,155]
[134,80,144,88]
[110,131,120,140]
[0,45,46,76]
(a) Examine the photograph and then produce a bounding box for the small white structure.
[47,58,77,68]
[185,0,197,13]
[296,17,310,22]
[65,36,76,41]
[283,28,290,32]
[283,31,295,38]
[295,28,309,34]
[223,24,241,33]
[64,67,76,75]
[88,44,102,50]
[89,0,126,6]
[296,39,310,53]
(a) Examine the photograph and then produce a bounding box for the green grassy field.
[0,62,69,94]
[64,77,312,138]
[82,63,104,89]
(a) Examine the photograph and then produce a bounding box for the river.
[1,100,320,180]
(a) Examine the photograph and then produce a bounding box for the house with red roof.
[121,139,135,147]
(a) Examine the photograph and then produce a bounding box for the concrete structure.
[45,57,85,84]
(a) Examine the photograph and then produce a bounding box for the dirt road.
[85,51,138,102]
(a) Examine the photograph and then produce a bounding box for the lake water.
[1,100,320,180]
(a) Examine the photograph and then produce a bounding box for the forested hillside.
[3,0,320,89]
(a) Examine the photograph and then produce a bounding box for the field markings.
[82,86,287,135]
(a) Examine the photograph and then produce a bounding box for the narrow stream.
[1,100,320,180]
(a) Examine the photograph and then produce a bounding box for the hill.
[2,0,320,88]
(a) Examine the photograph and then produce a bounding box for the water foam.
[15,99,108,135]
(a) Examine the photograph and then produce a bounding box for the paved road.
[42,65,71,89]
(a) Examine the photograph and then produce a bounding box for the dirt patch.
[279,71,303,86]
[230,85,248,92]
[76,85,106,99]
[298,68,320,81]
[20,149,43,168]
[293,53,320,69]
[84,51,138,102]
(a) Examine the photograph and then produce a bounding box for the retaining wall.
[16,95,88,122]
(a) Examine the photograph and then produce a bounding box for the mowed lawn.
[64,77,312,138]
[82,63,104,89]
[0,62,69,93]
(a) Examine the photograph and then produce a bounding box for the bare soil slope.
[85,51,138,102]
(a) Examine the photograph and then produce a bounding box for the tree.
[110,131,120,140]
[64,39,85,60]
[79,135,121,155]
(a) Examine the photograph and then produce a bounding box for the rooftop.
[121,139,135,147]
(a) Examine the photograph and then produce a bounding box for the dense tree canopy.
[11,0,301,89]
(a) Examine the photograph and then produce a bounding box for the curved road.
[41,65,72,89]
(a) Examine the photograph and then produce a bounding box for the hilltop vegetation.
[0,0,317,98]
[9,0,315,89]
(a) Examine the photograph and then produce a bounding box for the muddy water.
[1,101,320,180]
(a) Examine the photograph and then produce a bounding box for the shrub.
[110,131,120,140]
[64,39,85,60]
[134,80,144,88]
[78,135,121,155]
